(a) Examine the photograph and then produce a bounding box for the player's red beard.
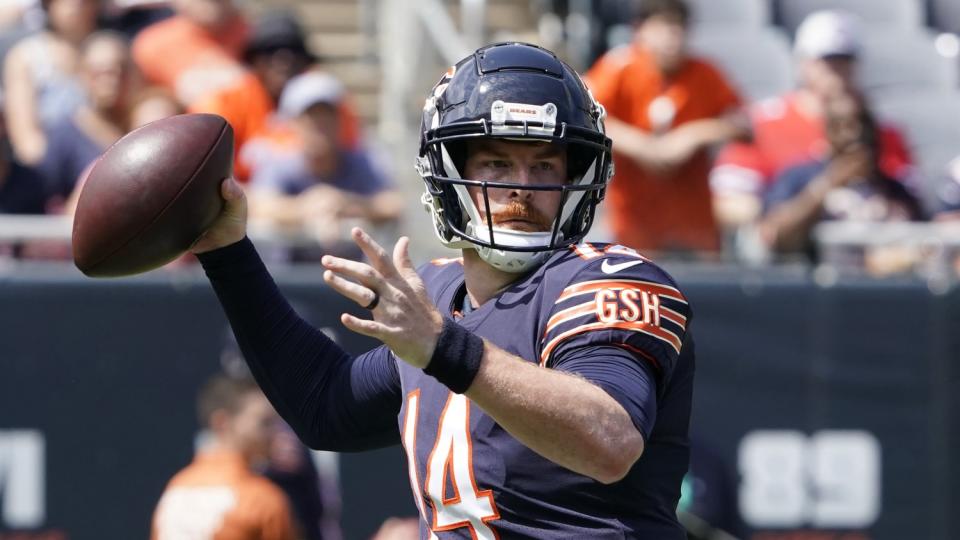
[488,201,552,232]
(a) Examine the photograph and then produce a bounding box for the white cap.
[949,156,960,182]
[278,72,345,118]
[794,10,861,59]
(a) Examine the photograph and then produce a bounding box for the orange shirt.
[151,450,294,540]
[189,73,275,180]
[585,45,741,252]
[231,93,364,183]
[133,15,250,103]
[712,92,914,194]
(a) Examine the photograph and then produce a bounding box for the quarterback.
[193,43,695,538]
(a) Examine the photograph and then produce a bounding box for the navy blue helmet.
[417,42,614,272]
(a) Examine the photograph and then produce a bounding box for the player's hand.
[191,178,248,254]
[321,227,444,368]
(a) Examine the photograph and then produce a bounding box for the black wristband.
[424,318,484,394]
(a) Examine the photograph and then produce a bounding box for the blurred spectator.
[59,86,182,217]
[132,0,249,106]
[151,374,295,540]
[3,0,100,165]
[136,5,362,181]
[101,0,174,40]
[934,157,960,277]
[243,10,315,106]
[0,0,43,67]
[369,517,419,540]
[0,0,38,29]
[711,10,914,228]
[758,92,923,259]
[210,9,316,181]
[935,157,960,220]
[241,10,361,149]
[37,31,137,213]
[263,426,332,540]
[127,86,183,128]
[220,325,342,540]
[245,72,402,251]
[0,93,45,215]
[584,0,748,255]
[227,10,363,181]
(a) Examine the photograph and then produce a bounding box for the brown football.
[72,113,233,277]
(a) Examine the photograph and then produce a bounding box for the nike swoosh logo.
[601,259,644,274]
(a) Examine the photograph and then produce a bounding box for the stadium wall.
[0,266,956,539]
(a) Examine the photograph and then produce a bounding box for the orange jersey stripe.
[544,300,595,334]
[604,245,650,260]
[540,320,682,365]
[659,305,687,327]
[660,304,687,327]
[571,243,603,260]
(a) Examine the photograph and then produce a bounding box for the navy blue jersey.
[385,243,694,539]
[199,239,694,539]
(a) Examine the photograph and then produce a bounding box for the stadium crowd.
[0,0,398,264]
[560,0,960,277]
[1,0,959,275]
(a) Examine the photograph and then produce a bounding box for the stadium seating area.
[694,0,960,258]
[586,0,960,233]
[1,0,959,271]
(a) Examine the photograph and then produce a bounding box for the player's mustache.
[489,201,552,230]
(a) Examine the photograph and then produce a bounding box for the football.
[72,113,233,277]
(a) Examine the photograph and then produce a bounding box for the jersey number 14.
[403,391,500,538]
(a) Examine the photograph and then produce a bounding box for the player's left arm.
[463,340,648,484]
[322,230,655,484]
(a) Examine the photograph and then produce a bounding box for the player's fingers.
[219,178,247,217]
[352,227,396,278]
[221,177,242,200]
[341,313,390,339]
[323,270,378,308]
[393,237,428,294]
[393,236,414,273]
[322,255,384,288]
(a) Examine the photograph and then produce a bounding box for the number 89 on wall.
[738,430,881,529]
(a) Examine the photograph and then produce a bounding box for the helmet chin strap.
[468,225,555,273]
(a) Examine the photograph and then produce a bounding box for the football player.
[192,42,695,538]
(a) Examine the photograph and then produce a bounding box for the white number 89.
[738,430,881,528]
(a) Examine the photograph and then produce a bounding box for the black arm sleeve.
[198,238,402,451]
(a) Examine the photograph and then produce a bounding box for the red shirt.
[712,92,913,195]
[586,45,742,252]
